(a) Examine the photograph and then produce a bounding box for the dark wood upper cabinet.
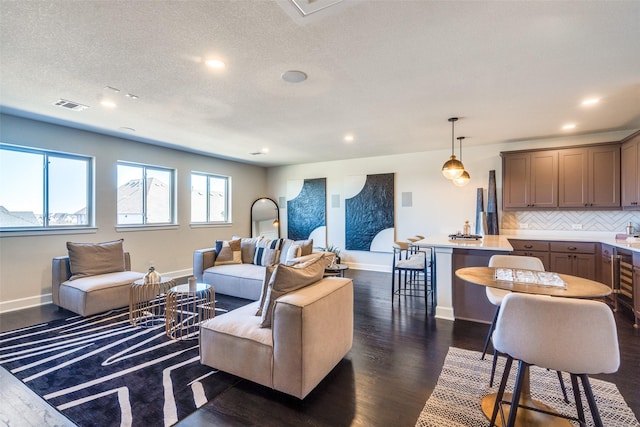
[621,131,640,209]
[558,144,620,208]
[503,142,620,211]
[502,150,557,209]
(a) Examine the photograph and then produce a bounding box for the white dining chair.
[483,256,544,374]
[489,293,620,427]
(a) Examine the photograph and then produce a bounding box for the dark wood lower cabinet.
[600,244,615,305]
[512,250,550,270]
[452,248,504,323]
[549,252,597,281]
[633,252,640,328]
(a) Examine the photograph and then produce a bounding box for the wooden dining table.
[455,266,612,427]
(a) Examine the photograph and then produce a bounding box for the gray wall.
[0,114,267,312]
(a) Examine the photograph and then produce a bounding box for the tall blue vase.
[475,188,488,235]
[486,170,499,235]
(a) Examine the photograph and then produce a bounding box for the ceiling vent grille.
[53,99,88,111]
[289,0,345,16]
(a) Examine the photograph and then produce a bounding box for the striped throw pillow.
[253,238,283,267]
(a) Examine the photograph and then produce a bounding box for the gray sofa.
[200,276,353,399]
[52,252,145,316]
[193,238,335,300]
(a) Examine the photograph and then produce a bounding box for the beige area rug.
[416,347,639,427]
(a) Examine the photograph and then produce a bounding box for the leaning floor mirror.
[251,198,280,239]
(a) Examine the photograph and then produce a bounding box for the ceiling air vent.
[53,99,89,111]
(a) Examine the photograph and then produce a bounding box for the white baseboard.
[162,268,193,280]
[435,306,455,322]
[346,263,391,273]
[0,293,53,314]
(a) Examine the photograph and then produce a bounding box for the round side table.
[129,276,175,327]
[324,263,349,278]
[165,283,215,340]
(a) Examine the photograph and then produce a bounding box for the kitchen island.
[414,233,640,323]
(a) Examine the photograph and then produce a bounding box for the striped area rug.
[0,295,249,427]
[416,347,639,427]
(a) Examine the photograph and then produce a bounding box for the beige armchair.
[52,251,145,316]
[200,277,353,399]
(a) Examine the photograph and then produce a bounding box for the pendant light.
[441,117,465,179]
[453,136,471,187]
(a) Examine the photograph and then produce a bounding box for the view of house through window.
[117,162,175,225]
[0,144,91,229]
[191,172,229,223]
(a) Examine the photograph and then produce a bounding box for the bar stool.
[490,293,620,427]
[391,241,435,307]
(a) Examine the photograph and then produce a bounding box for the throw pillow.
[259,253,325,328]
[255,265,276,317]
[253,238,283,267]
[67,239,126,280]
[232,236,261,264]
[286,244,301,261]
[214,239,242,266]
[296,238,314,256]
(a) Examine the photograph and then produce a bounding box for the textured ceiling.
[1,1,639,166]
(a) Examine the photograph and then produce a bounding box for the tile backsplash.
[502,211,640,233]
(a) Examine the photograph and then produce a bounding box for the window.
[0,144,92,229]
[191,172,230,223]
[117,162,175,225]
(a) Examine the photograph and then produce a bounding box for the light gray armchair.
[52,251,144,316]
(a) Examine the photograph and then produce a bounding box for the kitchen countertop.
[415,233,640,253]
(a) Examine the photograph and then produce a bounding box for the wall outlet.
[519,223,529,229]
[571,224,583,230]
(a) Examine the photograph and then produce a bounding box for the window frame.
[0,143,94,233]
[116,161,177,227]
[190,171,232,225]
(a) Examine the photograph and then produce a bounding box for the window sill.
[116,224,180,232]
[189,223,233,229]
[0,227,98,238]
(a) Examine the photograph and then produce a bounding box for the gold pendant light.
[453,136,471,187]
[441,117,465,180]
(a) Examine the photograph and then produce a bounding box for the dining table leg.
[481,365,571,426]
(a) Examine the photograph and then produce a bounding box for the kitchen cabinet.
[508,239,550,270]
[600,244,615,304]
[558,144,620,208]
[621,131,640,209]
[452,248,504,323]
[502,150,557,209]
[634,252,640,328]
[549,241,597,281]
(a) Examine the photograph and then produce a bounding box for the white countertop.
[415,233,640,253]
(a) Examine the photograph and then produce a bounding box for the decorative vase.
[144,266,161,284]
[475,188,488,235]
[487,170,499,235]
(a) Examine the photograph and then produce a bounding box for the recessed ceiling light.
[250,148,269,155]
[344,134,354,142]
[281,70,307,83]
[100,100,117,108]
[581,97,600,106]
[205,59,225,69]
[562,123,576,130]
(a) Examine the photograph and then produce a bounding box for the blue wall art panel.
[345,173,394,251]
[287,178,326,242]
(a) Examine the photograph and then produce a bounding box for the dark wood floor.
[1,269,638,426]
